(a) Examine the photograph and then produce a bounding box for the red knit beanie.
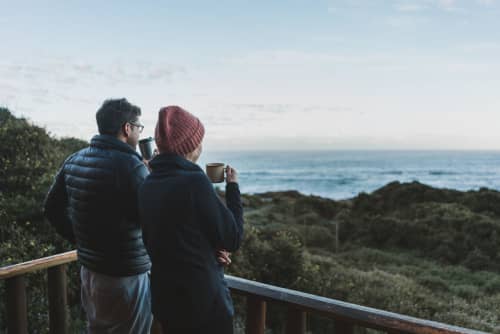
[155,106,205,156]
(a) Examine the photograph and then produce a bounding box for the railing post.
[285,307,306,334]
[334,319,354,334]
[48,264,68,334]
[246,295,266,334]
[6,275,28,334]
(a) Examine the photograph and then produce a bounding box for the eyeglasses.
[128,121,144,133]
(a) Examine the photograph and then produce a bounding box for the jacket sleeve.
[194,175,244,252]
[129,161,149,223]
[43,163,76,244]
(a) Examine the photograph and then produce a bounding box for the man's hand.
[217,250,232,267]
[143,149,159,172]
[143,159,152,172]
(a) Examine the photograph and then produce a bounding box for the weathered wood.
[285,307,306,334]
[334,318,354,334]
[6,275,28,334]
[246,295,266,334]
[0,250,77,280]
[0,252,490,334]
[48,265,68,334]
[226,275,488,334]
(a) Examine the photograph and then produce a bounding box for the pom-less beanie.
[155,106,205,156]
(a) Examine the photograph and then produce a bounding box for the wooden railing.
[0,251,77,334]
[0,251,488,334]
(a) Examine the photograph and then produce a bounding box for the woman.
[138,106,244,334]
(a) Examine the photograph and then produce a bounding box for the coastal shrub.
[294,195,340,219]
[461,188,500,217]
[371,181,459,209]
[352,192,380,213]
[0,108,87,333]
[463,248,493,271]
[453,284,480,300]
[297,224,335,250]
[416,275,450,292]
[295,211,322,226]
[484,277,500,294]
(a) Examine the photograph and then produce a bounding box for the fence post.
[6,275,28,334]
[285,307,306,334]
[48,264,68,334]
[246,295,266,334]
[334,319,354,334]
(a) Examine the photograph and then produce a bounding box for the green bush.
[0,108,87,333]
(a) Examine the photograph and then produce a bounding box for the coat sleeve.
[43,163,76,244]
[194,175,244,252]
[129,161,149,224]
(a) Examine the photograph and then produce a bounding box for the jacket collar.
[149,153,202,173]
[90,134,142,159]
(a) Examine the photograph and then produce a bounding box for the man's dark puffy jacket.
[138,153,244,329]
[44,134,151,276]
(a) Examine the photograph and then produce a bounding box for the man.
[138,106,244,334]
[44,98,152,333]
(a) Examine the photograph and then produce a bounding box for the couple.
[44,98,244,334]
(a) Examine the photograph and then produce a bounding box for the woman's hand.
[216,249,232,267]
[225,165,238,184]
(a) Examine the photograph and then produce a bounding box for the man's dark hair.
[96,98,141,135]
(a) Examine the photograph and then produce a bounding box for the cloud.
[334,0,495,16]
[0,57,187,141]
[326,0,386,13]
[460,42,500,52]
[395,3,428,11]
[393,0,493,12]
[227,50,395,67]
[1,59,186,88]
[0,82,20,94]
[230,103,351,115]
[385,15,429,28]
[200,103,354,132]
[437,0,456,8]
[477,0,495,5]
[232,103,291,114]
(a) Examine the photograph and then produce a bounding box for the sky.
[1,0,499,150]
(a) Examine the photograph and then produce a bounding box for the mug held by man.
[139,137,155,160]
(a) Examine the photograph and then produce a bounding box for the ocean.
[197,150,500,199]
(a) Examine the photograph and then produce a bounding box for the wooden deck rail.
[0,251,77,334]
[0,251,489,334]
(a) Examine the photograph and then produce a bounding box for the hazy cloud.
[228,50,396,67]
[460,42,500,52]
[232,103,291,114]
[395,3,429,11]
[201,103,354,131]
[393,0,494,12]
[477,0,495,5]
[437,0,457,9]
[385,15,429,28]
[1,59,186,88]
